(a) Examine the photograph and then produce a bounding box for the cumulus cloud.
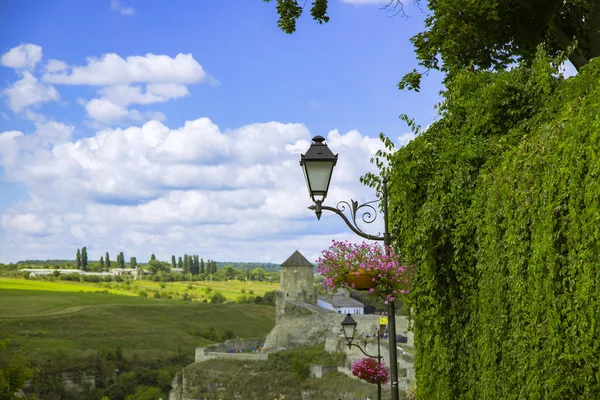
[38,50,210,124]
[83,84,189,123]
[42,53,208,86]
[0,118,388,264]
[45,59,68,73]
[3,72,59,112]
[110,0,135,16]
[85,98,130,123]
[1,44,43,70]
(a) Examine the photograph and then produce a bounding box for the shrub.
[210,292,226,304]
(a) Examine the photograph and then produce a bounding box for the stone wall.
[195,337,265,363]
[262,302,385,353]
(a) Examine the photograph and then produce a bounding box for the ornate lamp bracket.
[309,198,392,242]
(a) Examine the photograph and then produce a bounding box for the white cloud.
[146,84,189,98]
[0,118,388,264]
[397,132,417,147]
[1,44,43,70]
[24,109,46,123]
[110,0,135,16]
[3,72,59,112]
[42,53,208,86]
[98,84,189,107]
[1,213,48,235]
[83,84,185,124]
[0,130,23,166]
[85,98,130,123]
[45,59,68,73]
[0,46,209,124]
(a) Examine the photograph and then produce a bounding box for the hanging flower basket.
[345,269,377,290]
[351,357,389,385]
[317,240,414,301]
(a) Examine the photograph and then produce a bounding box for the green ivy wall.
[389,52,600,399]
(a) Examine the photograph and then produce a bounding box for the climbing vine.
[385,49,600,398]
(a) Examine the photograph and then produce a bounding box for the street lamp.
[341,313,383,400]
[300,136,400,400]
[299,135,338,220]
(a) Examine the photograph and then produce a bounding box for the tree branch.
[551,22,589,70]
[588,1,600,61]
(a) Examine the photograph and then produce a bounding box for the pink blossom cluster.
[316,240,414,302]
[351,357,390,385]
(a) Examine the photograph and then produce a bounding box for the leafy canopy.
[264,0,600,90]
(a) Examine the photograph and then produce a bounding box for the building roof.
[318,294,364,308]
[280,250,314,268]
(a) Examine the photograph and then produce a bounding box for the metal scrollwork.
[310,198,385,242]
[336,199,381,238]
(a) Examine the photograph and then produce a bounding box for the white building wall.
[334,306,363,315]
[317,299,334,311]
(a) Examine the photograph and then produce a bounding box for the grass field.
[0,277,278,302]
[0,278,276,366]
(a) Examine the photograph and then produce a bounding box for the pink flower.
[316,240,415,297]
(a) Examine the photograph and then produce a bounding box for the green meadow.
[0,278,277,366]
[0,276,278,302]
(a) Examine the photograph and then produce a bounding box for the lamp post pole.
[382,176,400,400]
[341,314,383,400]
[300,136,400,400]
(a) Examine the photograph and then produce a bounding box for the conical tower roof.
[280,250,314,267]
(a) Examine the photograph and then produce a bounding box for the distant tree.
[99,256,105,269]
[130,257,137,269]
[118,252,125,268]
[148,259,169,274]
[183,255,190,275]
[206,260,217,274]
[200,258,205,274]
[177,256,183,270]
[171,255,176,269]
[76,249,82,270]
[105,252,111,269]
[252,268,266,281]
[81,246,88,271]
[150,254,156,262]
[223,265,237,280]
[191,255,199,275]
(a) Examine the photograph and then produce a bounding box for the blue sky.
[0,0,443,264]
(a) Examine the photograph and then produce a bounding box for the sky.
[0,0,445,265]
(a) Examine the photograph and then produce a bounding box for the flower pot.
[345,269,377,290]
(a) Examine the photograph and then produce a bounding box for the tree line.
[68,248,278,282]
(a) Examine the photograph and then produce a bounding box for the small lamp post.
[341,314,358,346]
[341,313,383,400]
[300,135,400,400]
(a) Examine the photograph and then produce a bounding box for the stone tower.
[276,250,316,322]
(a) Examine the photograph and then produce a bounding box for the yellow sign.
[379,317,388,326]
